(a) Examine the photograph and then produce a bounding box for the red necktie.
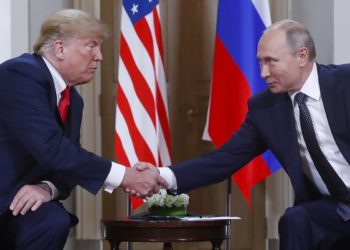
[58,87,70,124]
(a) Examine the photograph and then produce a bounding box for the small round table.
[101,218,231,250]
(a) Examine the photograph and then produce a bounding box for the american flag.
[114,0,171,210]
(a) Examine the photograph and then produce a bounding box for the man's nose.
[94,47,103,61]
[260,64,270,79]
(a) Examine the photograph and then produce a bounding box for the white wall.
[11,0,29,57]
[0,0,12,62]
[0,0,71,62]
[0,0,29,63]
[334,0,350,64]
[28,0,71,53]
[291,0,333,64]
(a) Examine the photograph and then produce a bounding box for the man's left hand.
[9,184,52,216]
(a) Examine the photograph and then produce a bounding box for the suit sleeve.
[170,111,268,194]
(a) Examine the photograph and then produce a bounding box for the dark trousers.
[0,201,77,250]
[279,199,350,250]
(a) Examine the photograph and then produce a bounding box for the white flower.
[147,189,190,208]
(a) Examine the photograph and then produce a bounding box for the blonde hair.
[34,9,109,55]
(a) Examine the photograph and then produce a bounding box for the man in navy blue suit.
[0,9,165,250]
[142,19,350,249]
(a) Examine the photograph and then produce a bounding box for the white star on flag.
[131,4,139,15]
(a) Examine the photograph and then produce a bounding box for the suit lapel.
[318,65,348,139]
[271,94,306,198]
[34,54,80,133]
[318,65,350,166]
[33,54,65,128]
[34,54,57,111]
[65,88,83,141]
[34,54,85,133]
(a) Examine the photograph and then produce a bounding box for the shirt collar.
[42,56,67,100]
[289,62,320,105]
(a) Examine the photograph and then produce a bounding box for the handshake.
[121,162,168,198]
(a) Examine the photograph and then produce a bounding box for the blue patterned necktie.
[295,92,350,220]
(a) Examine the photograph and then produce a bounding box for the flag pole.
[127,195,132,250]
[225,177,232,250]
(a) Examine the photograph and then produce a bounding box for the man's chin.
[269,86,283,94]
[75,77,94,86]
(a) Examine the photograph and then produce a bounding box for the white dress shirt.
[290,62,350,196]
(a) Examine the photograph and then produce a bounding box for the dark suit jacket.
[171,63,350,206]
[0,53,111,216]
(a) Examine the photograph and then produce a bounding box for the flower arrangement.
[146,189,189,216]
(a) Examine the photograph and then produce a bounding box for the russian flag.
[203,0,281,205]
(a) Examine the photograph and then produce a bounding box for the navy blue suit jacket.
[171,63,350,206]
[0,53,111,216]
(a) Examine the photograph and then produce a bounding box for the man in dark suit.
[148,19,350,249]
[0,9,165,250]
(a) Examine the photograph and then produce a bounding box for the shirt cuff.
[41,180,58,200]
[158,167,177,191]
[103,162,126,193]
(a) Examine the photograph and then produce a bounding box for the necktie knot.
[61,87,70,100]
[295,92,307,105]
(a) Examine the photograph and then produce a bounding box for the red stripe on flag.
[156,86,171,156]
[208,36,251,147]
[120,34,156,128]
[153,7,170,158]
[114,132,131,166]
[134,14,172,156]
[130,196,144,210]
[117,85,157,165]
[116,130,145,209]
[115,128,145,209]
[153,8,164,65]
[134,19,155,66]
[233,156,271,206]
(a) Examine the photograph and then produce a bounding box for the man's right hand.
[121,162,167,198]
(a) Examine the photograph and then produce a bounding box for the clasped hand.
[121,162,167,198]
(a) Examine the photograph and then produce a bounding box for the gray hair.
[34,9,109,55]
[266,19,316,60]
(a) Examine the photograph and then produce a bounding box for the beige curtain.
[72,0,103,240]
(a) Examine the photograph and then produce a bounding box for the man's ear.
[52,40,65,60]
[298,47,309,67]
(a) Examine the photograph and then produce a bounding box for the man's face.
[257,30,304,94]
[58,36,103,86]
